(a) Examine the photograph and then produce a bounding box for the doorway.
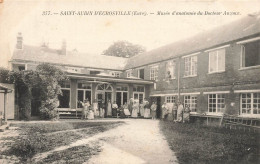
[116,92,128,107]
[96,83,113,117]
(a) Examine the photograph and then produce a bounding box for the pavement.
[87,119,178,164]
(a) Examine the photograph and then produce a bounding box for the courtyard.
[0,119,259,164]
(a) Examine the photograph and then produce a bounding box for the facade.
[9,14,260,119]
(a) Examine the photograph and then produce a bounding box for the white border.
[236,37,260,44]
[203,91,230,94]
[204,44,230,52]
[234,89,260,93]
[180,92,200,95]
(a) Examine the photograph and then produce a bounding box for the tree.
[102,41,145,58]
[8,63,67,120]
[34,64,67,120]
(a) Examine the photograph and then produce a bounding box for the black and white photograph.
[0,0,260,163]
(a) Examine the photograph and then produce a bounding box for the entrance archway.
[95,83,113,117]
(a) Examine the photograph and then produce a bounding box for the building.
[9,14,260,119]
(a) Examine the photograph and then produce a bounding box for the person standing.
[161,102,169,120]
[107,99,112,117]
[176,101,184,122]
[172,103,178,121]
[167,104,173,121]
[128,98,134,115]
[80,99,90,119]
[131,100,139,118]
[139,102,145,117]
[112,101,118,117]
[93,99,99,117]
[183,104,191,123]
[144,99,150,118]
[150,102,157,120]
[99,99,105,118]
[123,102,131,117]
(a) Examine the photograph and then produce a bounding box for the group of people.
[79,98,191,123]
[161,101,191,123]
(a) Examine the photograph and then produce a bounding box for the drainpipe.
[177,57,181,101]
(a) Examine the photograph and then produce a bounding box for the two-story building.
[9,14,260,119]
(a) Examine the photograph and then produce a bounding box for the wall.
[0,84,15,119]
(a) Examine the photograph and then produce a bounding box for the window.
[77,83,91,108]
[150,65,159,80]
[208,94,225,113]
[241,93,260,115]
[184,55,197,77]
[133,86,145,92]
[166,60,176,79]
[166,96,176,103]
[133,85,144,103]
[184,95,197,112]
[126,70,133,78]
[116,86,128,91]
[111,72,120,77]
[58,81,71,108]
[209,49,225,73]
[241,40,260,68]
[133,93,144,104]
[138,69,145,79]
[90,70,101,75]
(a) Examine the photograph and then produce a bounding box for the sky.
[1,0,260,68]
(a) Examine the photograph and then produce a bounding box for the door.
[116,92,128,107]
[134,93,144,104]
[116,92,122,107]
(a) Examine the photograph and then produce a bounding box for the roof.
[124,14,260,69]
[0,83,13,92]
[12,45,128,70]
[11,14,260,71]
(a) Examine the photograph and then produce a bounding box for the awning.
[0,83,13,93]
[67,73,154,85]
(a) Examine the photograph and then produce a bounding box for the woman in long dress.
[144,99,150,118]
[183,104,191,123]
[176,102,184,122]
[112,101,118,117]
[99,99,105,118]
[131,100,138,118]
[167,104,173,121]
[123,102,131,117]
[139,102,145,117]
[161,102,168,120]
[150,102,157,120]
[93,99,99,117]
[107,99,112,117]
[172,103,178,121]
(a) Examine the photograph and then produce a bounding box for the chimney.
[61,40,66,55]
[16,32,23,49]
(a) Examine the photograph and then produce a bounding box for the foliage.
[8,63,67,120]
[2,121,124,162]
[160,121,259,164]
[9,70,37,120]
[0,67,10,83]
[35,64,67,120]
[102,41,145,58]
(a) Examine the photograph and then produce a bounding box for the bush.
[39,107,59,120]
